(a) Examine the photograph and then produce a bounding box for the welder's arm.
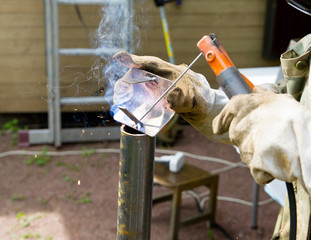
[113,51,230,144]
[213,86,311,195]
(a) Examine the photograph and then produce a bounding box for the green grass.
[61,173,77,184]
[207,229,213,240]
[13,213,52,239]
[56,160,80,172]
[10,194,26,202]
[77,192,92,204]
[24,146,51,166]
[18,233,52,240]
[16,212,42,228]
[1,118,27,146]
[81,146,96,157]
[38,197,48,204]
[65,191,92,204]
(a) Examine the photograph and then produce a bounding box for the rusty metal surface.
[117,125,156,240]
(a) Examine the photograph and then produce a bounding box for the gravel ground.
[0,124,280,240]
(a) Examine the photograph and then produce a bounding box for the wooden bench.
[153,162,219,240]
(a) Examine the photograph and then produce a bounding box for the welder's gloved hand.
[213,86,311,195]
[113,51,230,144]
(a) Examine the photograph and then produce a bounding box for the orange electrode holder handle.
[197,34,254,91]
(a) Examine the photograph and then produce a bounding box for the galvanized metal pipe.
[44,0,54,144]
[60,96,112,105]
[51,0,62,147]
[117,125,155,240]
[58,0,123,4]
[58,47,122,56]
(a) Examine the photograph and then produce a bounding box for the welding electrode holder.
[216,67,252,99]
[197,34,253,99]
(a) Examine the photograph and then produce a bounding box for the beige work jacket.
[272,33,311,240]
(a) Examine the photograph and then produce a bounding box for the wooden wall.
[0,0,279,113]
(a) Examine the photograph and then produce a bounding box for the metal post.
[51,0,61,147]
[159,5,175,64]
[117,125,155,240]
[124,0,134,54]
[251,181,259,229]
[44,0,54,144]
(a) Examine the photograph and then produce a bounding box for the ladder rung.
[60,96,112,105]
[58,0,123,4]
[59,48,122,56]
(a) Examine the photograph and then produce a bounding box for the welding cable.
[182,190,274,208]
[183,191,234,240]
[0,148,276,209]
[156,149,248,174]
[199,196,275,209]
[180,190,273,240]
[186,190,204,213]
[74,5,89,34]
[155,149,243,167]
[213,223,234,240]
[286,182,297,240]
[210,162,247,175]
[0,148,243,169]
[0,149,247,174]
[0,149,120,158]
[184,190,274,209]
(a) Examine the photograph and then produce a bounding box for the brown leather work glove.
[113,51,230,144]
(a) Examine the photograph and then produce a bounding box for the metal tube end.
[121,124,145,136]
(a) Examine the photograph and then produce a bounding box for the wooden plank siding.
[0,0,279,113]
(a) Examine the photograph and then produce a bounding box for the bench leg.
[170,189,182,240]
[207,175,218,226]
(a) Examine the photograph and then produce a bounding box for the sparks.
[78,180,81,186]
[80,129,85,137]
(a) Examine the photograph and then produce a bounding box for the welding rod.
[139,52,203,122]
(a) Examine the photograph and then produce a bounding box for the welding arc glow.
[139,52,203,122]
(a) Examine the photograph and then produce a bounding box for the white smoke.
[92,1,144,113]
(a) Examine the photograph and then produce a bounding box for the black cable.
[74,5,89,33]
[286,182,297,240]
[194,200,233,240]
[213,222,234,240]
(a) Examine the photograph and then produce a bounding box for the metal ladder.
[20,0,133,147]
